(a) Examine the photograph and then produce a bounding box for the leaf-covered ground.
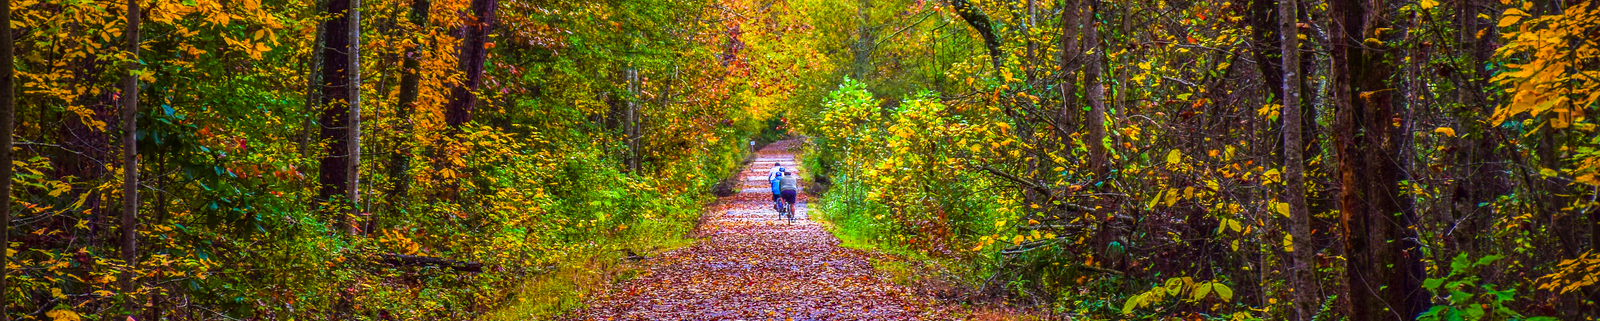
[567,140,968,320]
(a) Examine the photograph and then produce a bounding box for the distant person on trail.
[779,171,800,219]
[768,163,785,214]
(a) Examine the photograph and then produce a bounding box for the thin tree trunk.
[1024,0,1036,83]
[119,0,142,313]
[346,0,362,233]
[299,0,328,158]
[1329,0,1427,319]
[851,0,872,81]
[389,0,429,214]
[444,0,498,131]
[0,0,13,316]
[626,66,639,172]
[1278,0,1315,319]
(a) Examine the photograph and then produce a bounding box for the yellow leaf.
[46,309,81,321]
[1498,12,1522,27]
[51,288,66,299]
[1283,234,1295,252]
[1420,0,1438,9]
[1271,202,1290,217]
[1434,127,1457,137]
[1540,168,1559,178]
[1183,186,1196,200]
[1012,235,1025,246]
[1166,149,1183,165]
[995,220,1006,228]
[1164,188,1182,207]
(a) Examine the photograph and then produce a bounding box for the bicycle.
[774,197,788,218]
[783,200,797,223]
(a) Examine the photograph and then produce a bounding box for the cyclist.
[768,164,786,216]
[779,171,800,222]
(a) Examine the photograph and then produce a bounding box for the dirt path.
[567,139,952,320]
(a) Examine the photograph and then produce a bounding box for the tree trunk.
[445,0,499,131]
[1083,1,1106,178]
[389,0,429,214]
[1,0,13,316]
[320,0,356,223]
[1057,0,1079,130]
[299,0,328,158]
[851,0,873,81]
[1448,0,1503,255]
[346,0,363,233]
[1024,0,1036,83]
[946,0,1002,71]
[1329,0,1427,319]
[119,0,142,313]
[625,66,640,172]
[1277,0,1316,319]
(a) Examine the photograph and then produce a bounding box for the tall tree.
[118,0,142,311]
[1083,0,1106,177]
[0,0,13,316]
[389,0,430,212]
[1057,0,1079,130]
[319,0,360,228]
[444,0,499,130]
[1277,0,1316,319]
[300,0,329,158]
[1329,0,1427,319]
[346,0,362,230]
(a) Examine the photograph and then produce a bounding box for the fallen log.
[378,254,484,273]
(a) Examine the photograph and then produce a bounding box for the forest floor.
[564,139,1025,320]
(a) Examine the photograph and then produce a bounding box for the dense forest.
[1,0,1598,319]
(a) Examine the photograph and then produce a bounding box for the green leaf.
[1122,293,1142,315]
[1192,282,1213,301]
[1210,282,1234,302]
[1423,277,1445,291]
[1450,252,1471,274]
[1164,278,1185,296]
[1474,255,1503,267]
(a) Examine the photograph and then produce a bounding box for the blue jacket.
[770,173,783,194]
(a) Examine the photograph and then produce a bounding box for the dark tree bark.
[1277,0,1315,319]
[1,0,13,316]
[299,0,328,158]
[1447,0,1505,255]
[1329,0,1427,319]
[319,0,359,228]
[119,0,142,313]
[1057,0,1079,130]
[389,0,429,213]
[945,0,1003,71]
[444,0,499,131]
[1083,1,1106,177]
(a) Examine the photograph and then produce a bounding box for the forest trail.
[567,139,953,320]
